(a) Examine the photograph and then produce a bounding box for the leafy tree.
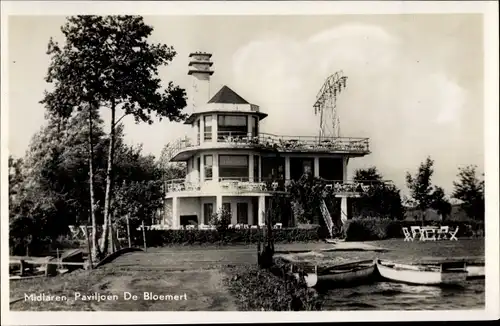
[9,112,102,254]
[353,167,383,184]
[113,145,165,231]
[41,15,187,257]
[158,142,187,181]
[352,167,405,220]
[406,156,450,222]
[452,165,485,221]
[288,174,325,225]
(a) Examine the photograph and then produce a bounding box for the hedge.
[344,217,485,241]
[127,226,329,247]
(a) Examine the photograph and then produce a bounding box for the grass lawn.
[9,238,484,311]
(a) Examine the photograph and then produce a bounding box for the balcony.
[168,131,370,161]
[164,178,389,197]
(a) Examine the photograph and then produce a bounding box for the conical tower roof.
[208,85,249,104]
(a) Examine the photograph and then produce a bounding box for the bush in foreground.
[224,263,323,311]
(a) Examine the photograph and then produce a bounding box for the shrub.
[344,217,485,241]
[128,226,324,247]
[225,264,323,311]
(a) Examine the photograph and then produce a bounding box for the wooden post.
[126,214,131,248]
[142,220,147,252]
[84,226,93,269]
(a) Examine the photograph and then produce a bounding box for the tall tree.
[452,165,485,221]
[41,15,187,257]
[406,156,450,222]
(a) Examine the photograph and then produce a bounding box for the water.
[321,279,485,310]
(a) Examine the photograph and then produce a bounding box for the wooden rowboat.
[289,259,376,288]
[317,259,376,287]
[376,259,468,286]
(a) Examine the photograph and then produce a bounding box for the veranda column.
[200,117,205,145]
[200,156,205,183]
[342,156,349,182]
[314,157,320,178]
[249,155,254,182]
[211,114,217,142]
[340,197,348,224]
[213,153,219,182]
[216,195,223,213]
[258,156,262,182]
[172,196,180,229]
[258,195,266,225]
[284,156,290,181]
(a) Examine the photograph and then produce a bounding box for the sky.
[7,14,484,197]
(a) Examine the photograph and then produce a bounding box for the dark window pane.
[237,203,248,224]
[203,203,213,224]
[204,155,213,180]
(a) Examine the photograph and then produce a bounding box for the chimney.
[188,52,214,113]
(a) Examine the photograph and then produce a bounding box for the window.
[204,155,213,180]
[237,203,248,224]
[218,115,248,140]
[253,155,260,182]
[252,116,258,137]
[219,155,249,179]
[203,203,213,224]
[222,203,231,214]
[204,115,212,141]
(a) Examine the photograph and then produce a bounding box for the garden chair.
[402,227,413,241]
[449,226,459,241]
[273,223,283,229]
[410,226,422,241]
[437,226,449,240]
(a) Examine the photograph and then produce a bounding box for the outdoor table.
[420,226,439,241]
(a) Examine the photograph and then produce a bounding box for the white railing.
[320,199,334,238]
[165,178,391,195]
[167,132,370,160]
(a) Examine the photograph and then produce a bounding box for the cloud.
[231,23,472,193]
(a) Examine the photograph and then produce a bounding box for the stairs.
[320,199,334,238]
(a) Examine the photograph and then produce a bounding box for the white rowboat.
[376,259,468,286]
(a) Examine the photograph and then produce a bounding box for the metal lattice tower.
[313,71,348,140]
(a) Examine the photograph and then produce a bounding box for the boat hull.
[466,265,485,279]
[316,260,376,288]
[376,260,467,286]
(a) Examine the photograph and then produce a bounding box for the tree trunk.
[88,105,100,262]
[100,101,116,256]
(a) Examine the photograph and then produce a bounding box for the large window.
[204,155,213,180]
[252,116,258,137]
[218,115,248,140]
[204,115,212,141]
[219,155,249,179]
[237,203,248,224]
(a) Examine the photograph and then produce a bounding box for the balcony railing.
[164,178,390,195]
[168,132,370,160]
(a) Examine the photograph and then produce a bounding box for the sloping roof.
[208,85,249,104]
